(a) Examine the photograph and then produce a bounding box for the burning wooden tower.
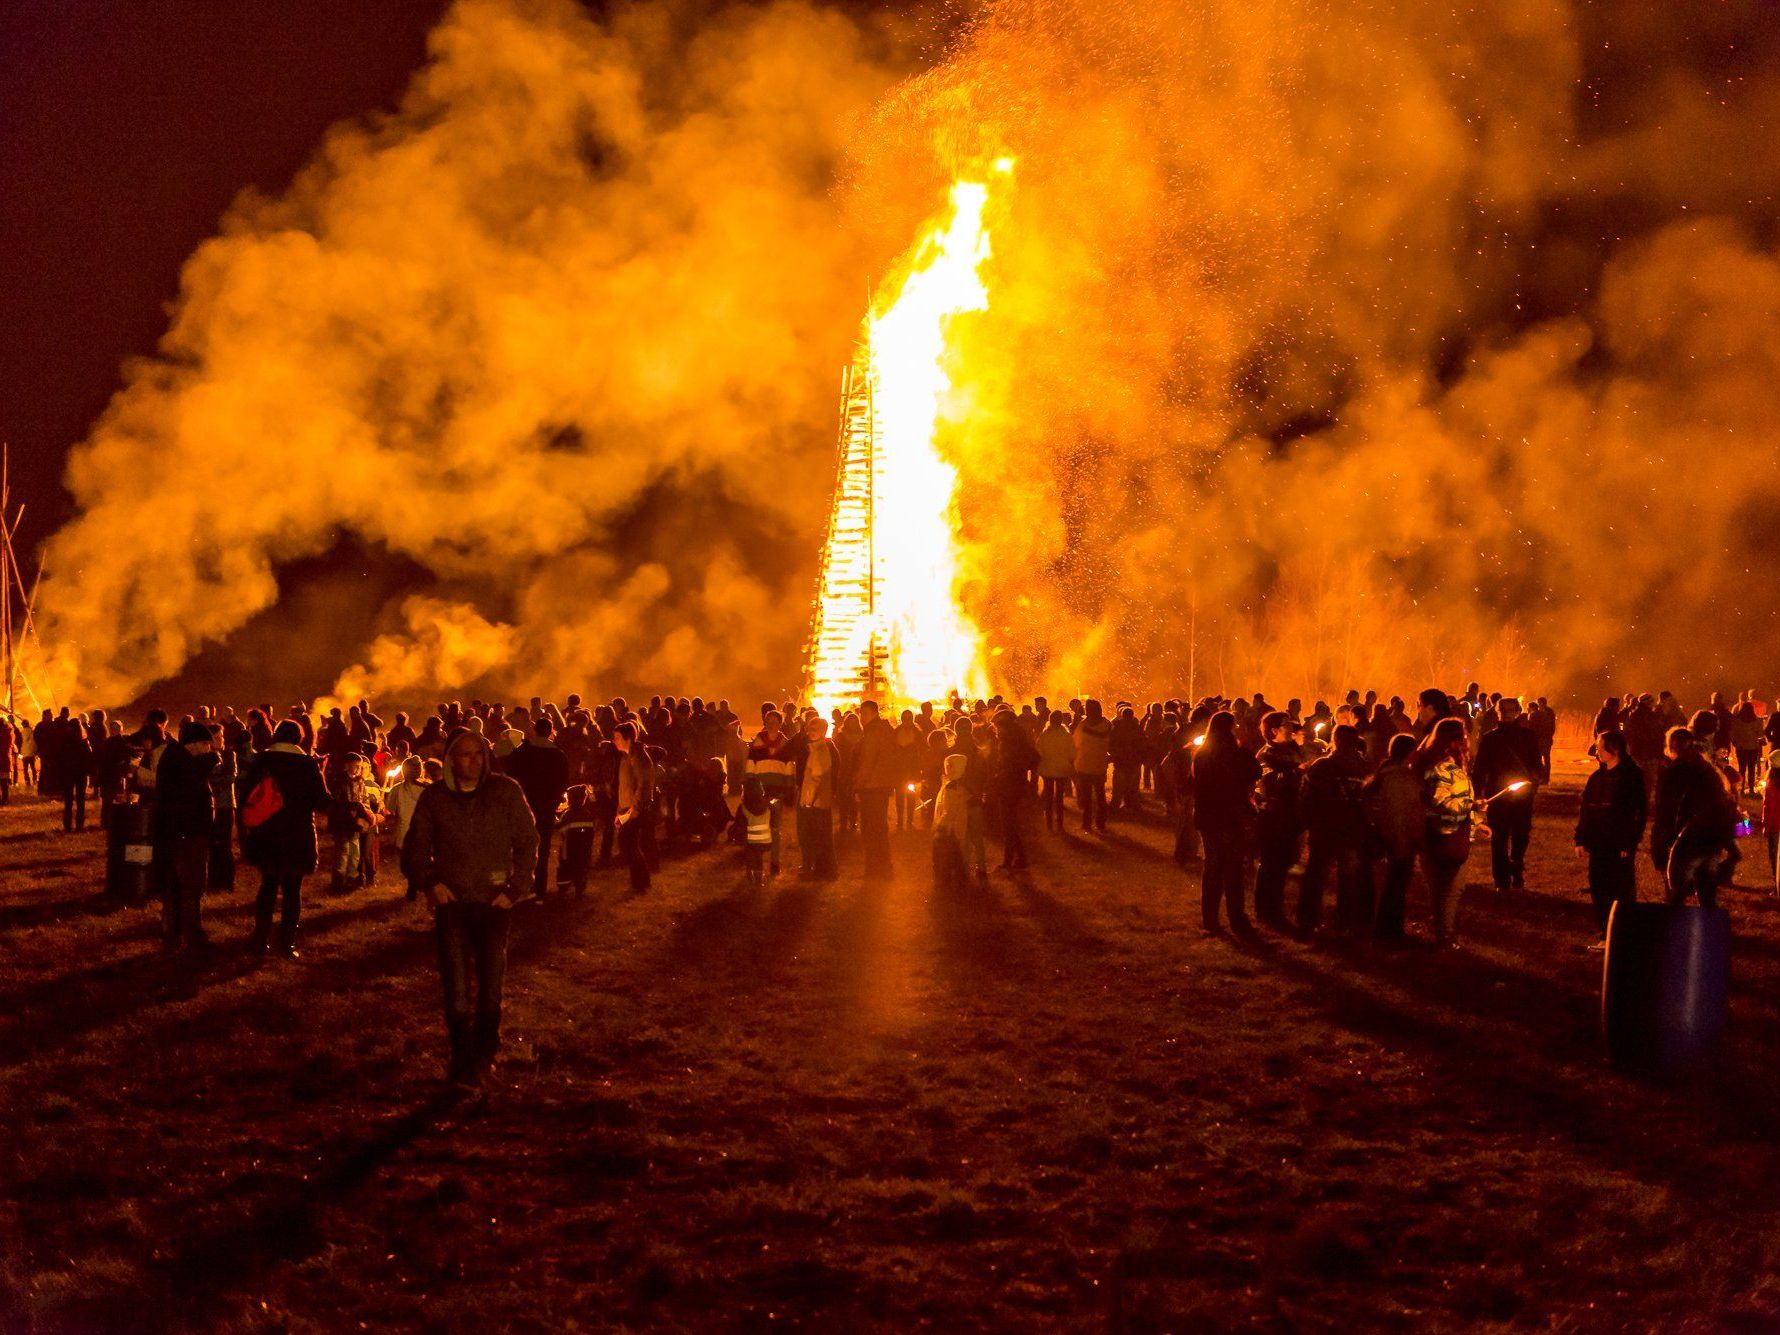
[804,332,888,712]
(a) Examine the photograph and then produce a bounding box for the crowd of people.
[0,680,1768,1097]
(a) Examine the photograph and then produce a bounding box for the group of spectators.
[4,679,1770,1096]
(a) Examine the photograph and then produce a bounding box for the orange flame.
[808,162,1011,715]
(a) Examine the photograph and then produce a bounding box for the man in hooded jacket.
[406,729,539,1092]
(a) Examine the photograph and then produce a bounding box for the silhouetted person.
[1252,711,1305,931]
[1574,729,1646,948]
[1072,700,1112,832]
[1470,697,1540,892]
[1300,723,1373,933]
[991,708,1037,871]
[506,715,571,898]
[154,721,218,954]
[853,700,898,881]
[1364,733,1422,942]
[1651,727,1739,910]
[1192,711,1259,935]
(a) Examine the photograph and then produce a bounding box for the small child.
[557,785,600,897]
[930,753,970,892]
[733,778,774,885]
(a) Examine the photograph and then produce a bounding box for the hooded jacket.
[406,731,539,904]
[932,753,971,837]
[1036,723,1075,779]
[1072,715,1113,774]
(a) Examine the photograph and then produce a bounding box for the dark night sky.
[0,0,450,560]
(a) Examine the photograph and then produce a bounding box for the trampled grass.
[2,755,1779,1331]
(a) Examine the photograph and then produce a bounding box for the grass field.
[3,754,1780,1332]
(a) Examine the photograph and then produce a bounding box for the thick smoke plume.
[33,0,1780,707]
[34,0,915,709]
[844,0,1780,702]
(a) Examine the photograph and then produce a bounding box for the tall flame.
[807,164,1009,715]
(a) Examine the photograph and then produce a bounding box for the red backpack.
[242,773,285,830]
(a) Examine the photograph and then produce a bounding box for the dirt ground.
[3,752,1780,1333]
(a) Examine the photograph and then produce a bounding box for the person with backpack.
[239,720,331,957]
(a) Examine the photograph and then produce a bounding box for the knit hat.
[177,720,211,745]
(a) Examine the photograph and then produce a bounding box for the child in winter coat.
[556,784,600,897]
[930,753,970,892]
[733,778,774,885]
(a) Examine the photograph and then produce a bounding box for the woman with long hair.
[1413,716,1477,949]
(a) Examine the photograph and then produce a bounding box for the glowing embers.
[807,165,1009,715]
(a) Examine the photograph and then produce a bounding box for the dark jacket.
[1254,741,1305,835]
[504,739,571,827]
[1363,759,1423,860]
[240,743,332,873]
[1108,715,1147,765]
[407,733,540,904]
[989,720,1039,794]
[154,742,217,841]
[1651,752,1737,866]
[852,717,901,791]
[1192,741,1261,835]
[1575,760,1647,853]
[1472,720,1541,797]
[1302,749,1369,845]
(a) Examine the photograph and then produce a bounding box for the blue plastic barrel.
[1601,902,1730,1074]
